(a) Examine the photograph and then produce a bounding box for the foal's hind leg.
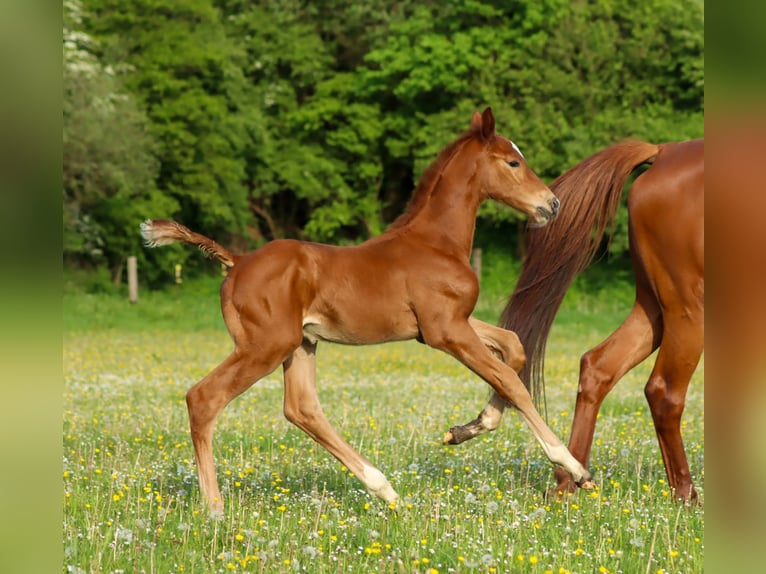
[186,347,287,515]
[282,341,399,503]
[442,317,523,444]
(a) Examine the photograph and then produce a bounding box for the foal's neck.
[406,171,483,260]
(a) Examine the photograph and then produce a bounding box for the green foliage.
[63,0,177,283]
[64,0,704,282]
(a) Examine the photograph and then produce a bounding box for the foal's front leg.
[282,341,399,504]
[423,318,595,488]
[442,318,517,444]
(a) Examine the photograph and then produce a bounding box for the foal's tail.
[140,219,239,268]
[500,140,660,409]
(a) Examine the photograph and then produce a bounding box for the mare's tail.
[140,219,239,268]
[500,140,660,410]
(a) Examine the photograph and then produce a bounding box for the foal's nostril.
[550,196,561,215]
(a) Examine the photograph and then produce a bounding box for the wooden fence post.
[127,256,138,304]
[471,247,482,287]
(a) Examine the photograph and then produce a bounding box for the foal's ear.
[470,107,496,141]
[480,107,495,140]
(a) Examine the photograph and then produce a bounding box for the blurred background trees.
[63,0,703,287]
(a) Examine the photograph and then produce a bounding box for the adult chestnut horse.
[141,108,595,514]
[444,138,704,502]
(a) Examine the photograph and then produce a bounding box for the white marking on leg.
[478,404,503,432]
[360,464,399,503]
[542,443,589,483]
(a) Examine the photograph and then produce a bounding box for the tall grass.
[63,263,703,573]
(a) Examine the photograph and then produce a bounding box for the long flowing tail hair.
[500,140,660,410]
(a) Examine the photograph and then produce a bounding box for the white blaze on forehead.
[511,141,524,158]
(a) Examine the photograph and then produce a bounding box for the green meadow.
[63,270,703,574]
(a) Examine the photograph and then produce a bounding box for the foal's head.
[467,107,559,227]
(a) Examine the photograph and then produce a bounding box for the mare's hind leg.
[550,292,662,497]
[283,341,399,504]
[643,312,703,502]
[442,317,523,444]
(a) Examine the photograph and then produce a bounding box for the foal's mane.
[388,130,477,230]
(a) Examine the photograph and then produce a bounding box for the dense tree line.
[63,0,704,285]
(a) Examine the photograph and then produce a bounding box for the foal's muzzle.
[535,196,560,222]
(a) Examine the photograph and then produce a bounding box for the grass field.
[63,273,703,574]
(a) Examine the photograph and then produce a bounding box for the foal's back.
[223,234,443,346]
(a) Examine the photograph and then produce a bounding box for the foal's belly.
[301,312,419,345]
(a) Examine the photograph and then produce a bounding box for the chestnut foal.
[142,108,594,515]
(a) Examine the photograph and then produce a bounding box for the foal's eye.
[507,160,520,168]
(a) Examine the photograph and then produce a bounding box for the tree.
[84,0,258,247]
[63,0,176,284]
[64,0,704,279]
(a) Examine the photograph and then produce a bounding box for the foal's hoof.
[577,477,597,490]
[442,426,472,445]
